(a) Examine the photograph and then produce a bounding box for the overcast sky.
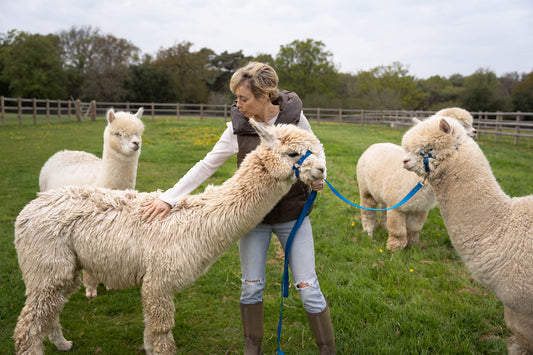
[1,0,532,79]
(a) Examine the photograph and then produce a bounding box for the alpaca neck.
[96,148,139,190]
[429,140,509,254]
[177,149,295,259]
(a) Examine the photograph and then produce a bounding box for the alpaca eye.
[287,152,299,158]
[115,132,122,137]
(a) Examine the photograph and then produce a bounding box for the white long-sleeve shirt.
[159,113,326,206]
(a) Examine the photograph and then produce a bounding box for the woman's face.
[235,83,268,121]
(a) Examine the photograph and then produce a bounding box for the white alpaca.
[38,107,144,298]
[13,120,325,355]
[402,117,533,354]
[39,107,144,191]
[356,107,474,250]
[357,143,436,250]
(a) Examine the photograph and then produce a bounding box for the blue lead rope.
[277,189,317,355]
[324,178,424,211]
[276,173,424,354]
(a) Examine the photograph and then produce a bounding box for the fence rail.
[2,96,533,144]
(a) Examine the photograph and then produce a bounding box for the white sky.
[1,0,532,79]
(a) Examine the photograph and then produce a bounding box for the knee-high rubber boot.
[240,302,264,355]
[307,306,335,355]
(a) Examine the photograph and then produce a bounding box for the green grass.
[2,116,532,354]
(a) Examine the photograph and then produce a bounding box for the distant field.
[1,116,532,354]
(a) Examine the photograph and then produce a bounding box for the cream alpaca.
[357,143,436,250]
[38,107,144,298]
[356,107,474,250]
[402,117,533,354]
[13,120,325,355]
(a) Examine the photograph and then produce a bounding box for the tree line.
[1,26,532,113]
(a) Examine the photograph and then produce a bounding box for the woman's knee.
[240,278,265,304]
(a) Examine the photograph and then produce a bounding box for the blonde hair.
[230,62,279,101]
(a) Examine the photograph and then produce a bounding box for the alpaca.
[39,107,144,191]
[356,107,474,250]
[13,120,325,355]
[356,143,436,250]
[38,107,145,298]
[402,117,533,354]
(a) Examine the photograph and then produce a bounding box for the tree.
[461,68,506,112]
[512,71,533,112]
[273,39,339,103]
[209,50,250,101]
[155,41,215,103]
[125,55,176,103]
[2,31,66,99]
[356,62,424,110]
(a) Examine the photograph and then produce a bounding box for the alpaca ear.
[107,108,116,124]
[249,118,280,149]
[439,118,452,134]
[412,117,422,125]
[134,107,144,119]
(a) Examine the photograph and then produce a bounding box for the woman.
[142,62,335,354]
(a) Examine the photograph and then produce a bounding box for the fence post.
[515,112,522,145]
[176,103,180,121]
[46,99,50,124]
[32,98,37,125]
[126,102,130,112]
[224,104,227,122]
[90,100,96,121]
[151,102,155,122]
[68,100,72,121]
[316,107,320,125]
[338,108,342,126]
[1,96,4,126]
[200,103,204,121]
[495,112,501,142]
[18,97,22,126]
[360,109,364,126]
[57,100,61,123]
[75,100,82,121]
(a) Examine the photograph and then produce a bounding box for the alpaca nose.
[132,141,140,151]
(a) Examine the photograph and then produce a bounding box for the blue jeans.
[238,216,327,314]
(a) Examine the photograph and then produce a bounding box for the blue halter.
[292,151,312,178]
[421,152,434,173]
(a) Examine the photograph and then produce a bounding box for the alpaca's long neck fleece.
[96,149,139,189]
[171,149,294,268]
[429,140,511,278]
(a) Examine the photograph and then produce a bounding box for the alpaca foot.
[386,235,408,251]
[85,287,97,299]
[54,339,73,351]
[407,231,420,246]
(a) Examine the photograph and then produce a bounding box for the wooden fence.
[2,96,533,144]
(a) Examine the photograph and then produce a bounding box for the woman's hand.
[141,198,171,223]
[311,180,324,191]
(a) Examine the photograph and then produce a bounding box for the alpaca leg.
[141,285,176,355]
[360,193,378,237]
[406,211,429,247]
[48,273,81,351]
[83,270,99,298]
[385,210,408,251]
[504,305,533,354]
[14,286,72,355]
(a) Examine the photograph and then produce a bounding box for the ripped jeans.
[238,216,327,314]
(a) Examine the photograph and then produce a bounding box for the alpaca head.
[104,107,145,157]
[435,107,475,137]
[249,119,325,185]
[402,117,468,178]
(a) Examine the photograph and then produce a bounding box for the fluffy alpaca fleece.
[433,107,475,138]
[356,107,475,251]
[402,117,533,354]
[38,107,144,298]
[356,143,436,250]
[39,107,145,191]
[13,120,325,355]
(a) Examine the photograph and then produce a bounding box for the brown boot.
[307,306,335,355]
[240,302,264,355]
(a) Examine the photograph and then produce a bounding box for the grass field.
[1,116,533,354]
